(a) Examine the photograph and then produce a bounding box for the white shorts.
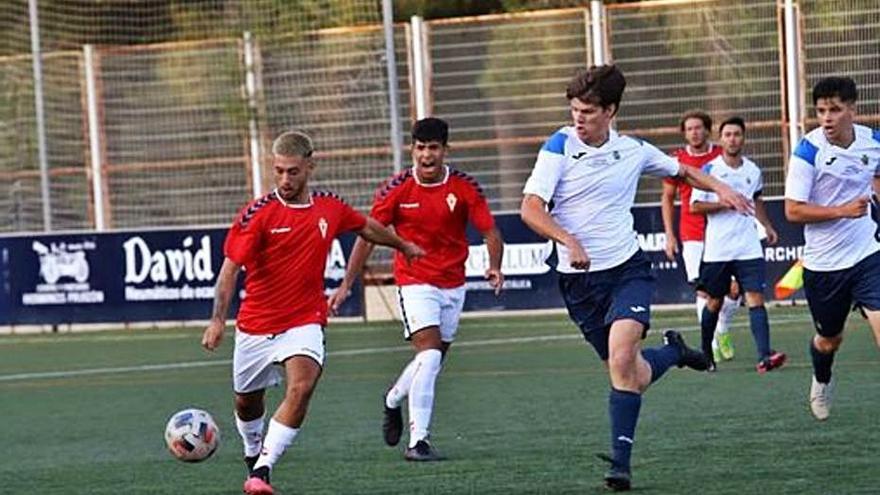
[232,323,325,394]
[682,241,705,284]
[396,284,466,342]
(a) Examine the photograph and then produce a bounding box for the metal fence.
[2,0,880,234]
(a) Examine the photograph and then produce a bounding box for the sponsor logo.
[572,151,587,160]
[270,227,291,234]
[122,235,215,301]
[399,203,420,209]
[824,156,837,166]
[466,240,553,277]
[629,306,647,313]
[22,240,105,305]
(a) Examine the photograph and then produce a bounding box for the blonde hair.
[272,130,314,158]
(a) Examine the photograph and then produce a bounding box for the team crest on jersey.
[318,218,328,239]
[446,193,457,212]
[612,150,621,161]
[861,154,869,165]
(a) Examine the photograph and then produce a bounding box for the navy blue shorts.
[803,251,880,338]
[698,258,767,299]
[558,250,654,361]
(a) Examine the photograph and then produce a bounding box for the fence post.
[83,44,107,231]
[28,0,52,231]
[783,0,803,151]
[382,0,403,173]
[410,15,430,119]
[590,0,607,66]
[243,31,263,199]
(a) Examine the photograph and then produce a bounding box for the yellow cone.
[774,260,803,299]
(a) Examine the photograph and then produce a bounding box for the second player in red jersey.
[330,117,503,462]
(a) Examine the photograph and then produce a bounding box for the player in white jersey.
[690,117,786,373]
[520,65,751,492]
[784,76,880,421]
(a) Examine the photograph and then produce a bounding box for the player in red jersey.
[201,130,423,495]
[329,117,504,461]
[661,110,741,368]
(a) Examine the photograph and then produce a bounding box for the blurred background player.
[661,110,740,362]
[784,76,880,421]
[691,117,785,373]
[329,117,504,461]
[520,65,750,491]
[201,131,424,495]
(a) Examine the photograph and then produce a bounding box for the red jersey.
[224,190,367,335]
[371,166,495,288]
[664,144,722,241]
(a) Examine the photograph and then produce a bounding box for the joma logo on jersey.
[318,218,328,239]
[572,151,587,160]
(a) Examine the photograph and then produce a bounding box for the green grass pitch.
[1,305,877,494]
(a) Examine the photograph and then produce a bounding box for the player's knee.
[608,347,638,375]
[706,297,723,313]
[415,348,443,373]
[814,335,842,353]
[284,379,317,404]
[234,393,263,418]
[744,292,764,307]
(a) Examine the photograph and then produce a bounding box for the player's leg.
[851,251,880,349]
[697,261,728,370]
[735,258,786,373]
[713,280,741,361]
[233,328,281,477]
[246,325,325,494]
[803,267,851,420]
[601,252,705,491]
[682,241,707,321]
[394,284,444,460]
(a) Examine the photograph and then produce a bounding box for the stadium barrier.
[0,199,803,327]
[0,228,363,326]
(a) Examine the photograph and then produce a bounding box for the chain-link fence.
[2,0,879,233]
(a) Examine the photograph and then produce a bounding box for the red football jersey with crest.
[224,190,367,334]
[371,166,495,288]
[664,145,723,241]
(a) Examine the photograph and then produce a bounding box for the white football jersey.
[691,156,764,262]
[784,124,880,271]
[523,127,680,272]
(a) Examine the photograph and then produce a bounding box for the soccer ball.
[164,408,220,462]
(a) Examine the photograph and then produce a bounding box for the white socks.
[252,418,300,472]
[235,413,265,458]
[386,358,419,409]
[695,295,707,323]
[407,349,443,447]
[717,296,740,334]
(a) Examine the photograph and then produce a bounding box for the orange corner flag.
[774,260,803,299]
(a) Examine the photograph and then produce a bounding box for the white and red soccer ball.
[164,408,220,462]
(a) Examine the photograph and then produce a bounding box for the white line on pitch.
[0,314,813,383]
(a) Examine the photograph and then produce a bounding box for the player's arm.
[754,194,778,245]
[784,197,869,223]
[328,234,376,315]
[784,154,870,223]
[357,217,422,260]
[679,165,752,214]
[202,258,241,351]
[660,180,679,261]
[690,198,728,215]
[482,226,504,296]
[520,194,589,270]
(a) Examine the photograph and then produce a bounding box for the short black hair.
[718,116,746,134]
[812,76,858,105]
[411,117,449,145]
[565,65,626,115]
[679,110,712,133]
